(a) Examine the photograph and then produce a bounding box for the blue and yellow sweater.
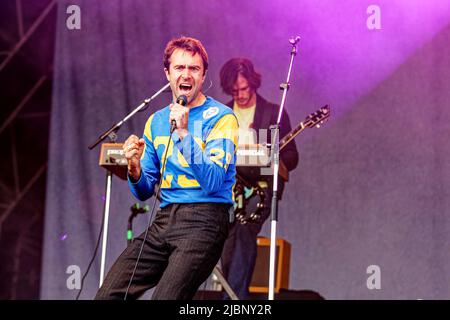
[128,96,238,208]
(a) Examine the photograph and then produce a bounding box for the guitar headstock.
[303,105,330,129]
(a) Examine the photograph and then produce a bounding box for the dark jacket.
[227,94,299,199]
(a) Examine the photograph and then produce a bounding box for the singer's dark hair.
[219,58,261,96]
[164,36,208,75]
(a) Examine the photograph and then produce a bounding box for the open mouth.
[179,83,193,95]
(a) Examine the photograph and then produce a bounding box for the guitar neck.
[278,105,329,152]
[279,121,306,151]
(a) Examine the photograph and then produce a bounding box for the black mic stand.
[267,36,300,300]
[88,82,170,288]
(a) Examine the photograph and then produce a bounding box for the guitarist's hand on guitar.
[123,135,145,182]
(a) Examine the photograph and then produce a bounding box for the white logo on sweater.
[203,107,219,120]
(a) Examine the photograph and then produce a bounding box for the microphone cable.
[75,205,106,300]
[76,99,183,300]
[75,135,169,300]
[123,124,176,300]
[75,137,169,300]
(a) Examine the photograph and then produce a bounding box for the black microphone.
[171,95,188,133]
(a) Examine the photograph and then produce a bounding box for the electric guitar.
[234,105,331,224]
[279,104,330,151]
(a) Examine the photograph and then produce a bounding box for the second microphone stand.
[267,36,300,300]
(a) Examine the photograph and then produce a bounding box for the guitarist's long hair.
[220,58,261,95]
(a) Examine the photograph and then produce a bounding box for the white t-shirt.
[233,102,256,145]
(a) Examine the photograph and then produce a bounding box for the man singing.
[95,36,238,300]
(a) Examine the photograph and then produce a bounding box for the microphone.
[289,36,301,45]
[177,94,188,106]
[171,95,188,133]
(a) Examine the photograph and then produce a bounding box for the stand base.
[211,265,239,300]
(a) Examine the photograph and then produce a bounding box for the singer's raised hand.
[123,134,145,181]
[169,102,189,139]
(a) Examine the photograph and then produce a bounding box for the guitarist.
[219,58,299,299]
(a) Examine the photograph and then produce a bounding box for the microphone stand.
[88,82,170,288]
[127,203,150,245]
[268,37,300,300]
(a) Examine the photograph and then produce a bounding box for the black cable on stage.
[123,127,175,300]
[76,125,176,300]
[75,190,107,300]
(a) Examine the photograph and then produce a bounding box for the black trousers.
[95,203,231,300]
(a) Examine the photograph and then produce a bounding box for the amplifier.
[249,237,291,293]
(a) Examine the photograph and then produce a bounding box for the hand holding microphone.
[170,95,189,137]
